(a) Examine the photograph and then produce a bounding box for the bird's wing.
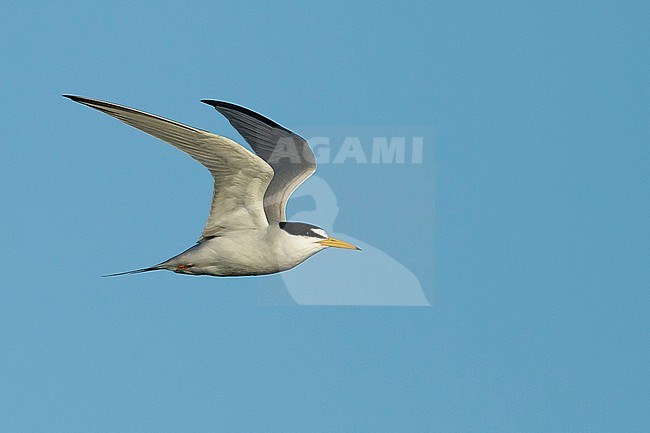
[201,100,316,222]
[64,95,274,239]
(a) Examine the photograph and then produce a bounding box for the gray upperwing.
[64,95,274,237]
[202,100,316,222]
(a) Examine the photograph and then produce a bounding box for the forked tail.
[102,266,163,277]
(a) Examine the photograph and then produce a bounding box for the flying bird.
[64,95,360,277]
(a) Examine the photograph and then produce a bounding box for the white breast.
[174,224,324,276]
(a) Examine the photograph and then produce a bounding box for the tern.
[64,95,360,277]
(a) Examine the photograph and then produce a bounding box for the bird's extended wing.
[64,95,274,239]
[201,100,316,222]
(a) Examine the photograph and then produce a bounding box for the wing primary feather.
[201,100,292,133]
[64,95,274,236]
[201,99,317,222]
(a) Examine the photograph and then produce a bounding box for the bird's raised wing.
[201,100,316,222]
[64,95,274,239]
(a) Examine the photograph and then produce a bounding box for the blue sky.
[1,1,648,432]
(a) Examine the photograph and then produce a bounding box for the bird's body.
[64,95,359,277]
[158,222,326,276]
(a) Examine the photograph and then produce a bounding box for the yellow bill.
[319,237,361,250]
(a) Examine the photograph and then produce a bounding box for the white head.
[278,222,360,256]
